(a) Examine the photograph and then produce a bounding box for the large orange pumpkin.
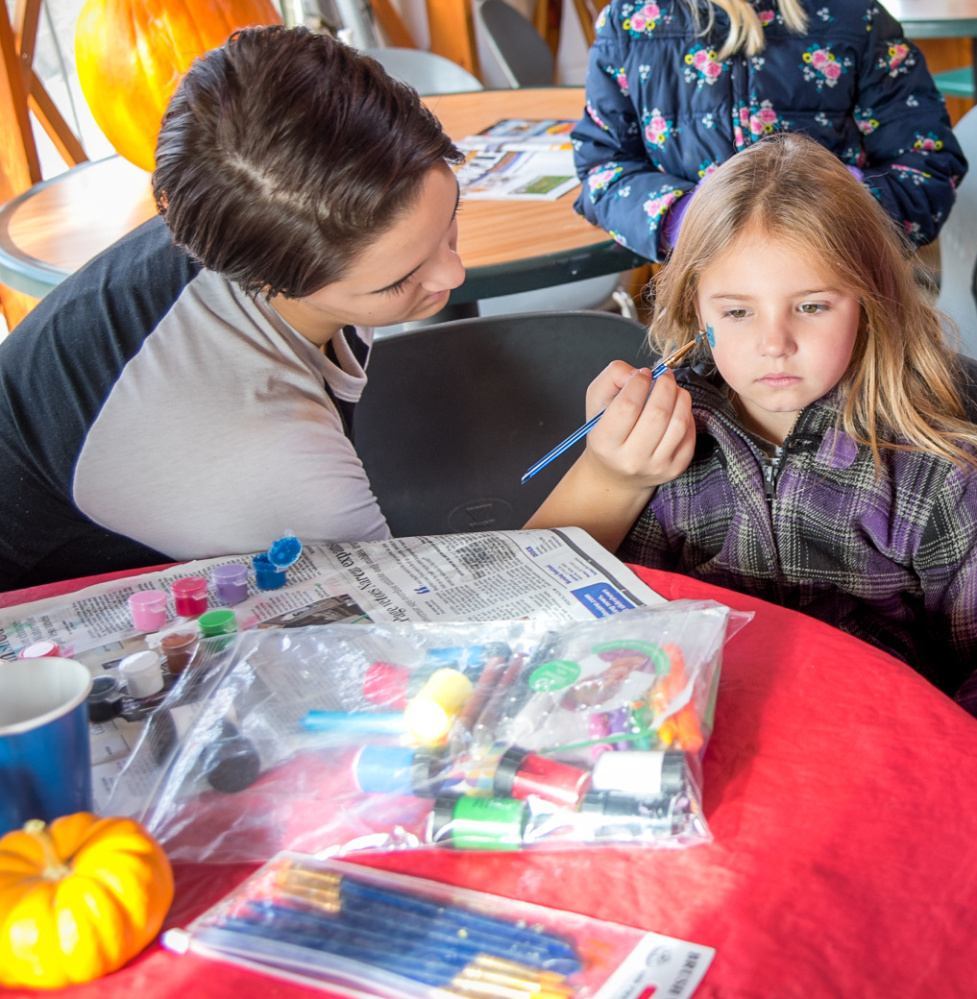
[75,0,283,172]
[0,813,174,989]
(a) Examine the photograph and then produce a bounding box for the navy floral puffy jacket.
[572,0,968,260]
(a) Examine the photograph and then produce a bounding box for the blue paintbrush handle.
[301,710,408,734]
[521,411,604,484]
[242,897,579,973]
[218,914,471,987]
[335,878,580,966]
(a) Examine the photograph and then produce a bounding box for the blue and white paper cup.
[0,657,94,836]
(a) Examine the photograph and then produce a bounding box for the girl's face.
[695,229,860,444]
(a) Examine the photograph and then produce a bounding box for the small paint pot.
[198,609,238,638]
[128,590,168,632]
[171,577,208,617]
[17,640,61,659]
[404,667,473,744]
[363,662,410,710]
[493,747,592,808]
[354,745,448,798]
[429,794,527,850]
[160,631,197,675]
[253,553,287,590]
[119,650,165,699]
[212,563,249,605]
[254,532,304,590]
[87,674,124,722]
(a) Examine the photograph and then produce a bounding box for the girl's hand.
[581,361,696,489]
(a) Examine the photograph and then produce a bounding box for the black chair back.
[355,310,652,537]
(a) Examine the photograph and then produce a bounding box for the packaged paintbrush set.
[163,854,714,999]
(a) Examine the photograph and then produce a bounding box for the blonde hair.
[683,0,808,60]
[650,132,977,469]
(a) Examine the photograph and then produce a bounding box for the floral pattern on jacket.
[572,0,968,260]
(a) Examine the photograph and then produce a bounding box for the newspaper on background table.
[453,118,580,201]
[0,528,663,809]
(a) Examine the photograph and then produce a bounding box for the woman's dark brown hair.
[153,25,462,298]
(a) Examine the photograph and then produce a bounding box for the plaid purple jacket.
[618,367,977,704]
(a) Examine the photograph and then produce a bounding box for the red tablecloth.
[4,566,977,998]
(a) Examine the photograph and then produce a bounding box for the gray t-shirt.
[0,217,389,589]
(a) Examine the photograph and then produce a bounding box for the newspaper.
[453,118,579,201]
[455,118,576,151]
[0,528,663,809]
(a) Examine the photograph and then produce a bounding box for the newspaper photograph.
[453,148,579,201]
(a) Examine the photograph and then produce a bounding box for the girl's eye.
[722,308,749,320]
[798,302,826,315]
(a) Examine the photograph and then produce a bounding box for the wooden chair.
[0,0,87,330]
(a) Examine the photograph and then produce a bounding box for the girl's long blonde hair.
[684,0,808,60]
[650,132,977,470]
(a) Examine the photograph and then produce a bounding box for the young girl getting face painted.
[527,133,977,715]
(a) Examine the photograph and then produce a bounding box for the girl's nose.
[758,321,795,357]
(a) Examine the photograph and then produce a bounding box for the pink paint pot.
[128,590,168,632]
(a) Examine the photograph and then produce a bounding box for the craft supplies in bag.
[162,855,715,999]
[107,602,747,862]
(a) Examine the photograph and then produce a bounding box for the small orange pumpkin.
[75,0,283,171]
[0,812,174,989]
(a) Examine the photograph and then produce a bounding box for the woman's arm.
[524,363,696,551]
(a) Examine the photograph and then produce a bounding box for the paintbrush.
[520,326,715,483]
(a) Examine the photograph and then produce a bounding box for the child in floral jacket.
[573,0,967,260]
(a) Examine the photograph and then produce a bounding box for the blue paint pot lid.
[267,532,302,567]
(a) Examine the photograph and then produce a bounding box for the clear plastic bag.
[107,602,749,862]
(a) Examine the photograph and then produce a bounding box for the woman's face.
[695,228,861,444]
[269,163,465,344]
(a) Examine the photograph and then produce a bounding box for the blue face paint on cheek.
[705,324,715,347]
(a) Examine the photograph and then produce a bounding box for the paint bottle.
[128,590,168,631]
[253,553,286,590]
[171,576,208,617]
[211,563,249,605]
[429,794,527,850]
[591,750,688,798]
[254,532,304,590]
[577,790,682,840]
[87,674,124,722]
[492,747,592,808]
[198,609,238,638]
[119,650,165,699]
[354,744,451,798]
[404,667,474,744]
[160,631,198,674]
